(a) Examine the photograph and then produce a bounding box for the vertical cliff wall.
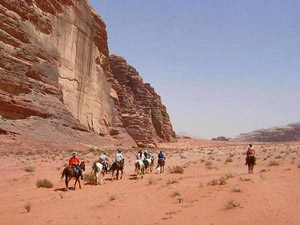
[0,0,120,135]
[109,55,175,147]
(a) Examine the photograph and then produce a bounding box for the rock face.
[236,122,300,142]
[109,55,175,147]
[0,0,120,135]
[0,0,175,148]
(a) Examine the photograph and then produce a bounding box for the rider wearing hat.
[115,149,124,166]
[69,152,83,180]
[98,153,109,173]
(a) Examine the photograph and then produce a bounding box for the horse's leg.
[120,169,123,179]
[116,169,119,180]
[65,175,69,191]
[78,178,81,189]
[74,178,77,190]
[111,170,114,181]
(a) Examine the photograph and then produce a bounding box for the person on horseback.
[245,144,255,165]
[98,153,109,173]
[144,149,148,159]
[137,150,145,161]
[115,149,124,166]
[69,152,83,180]
[156,150,166,169]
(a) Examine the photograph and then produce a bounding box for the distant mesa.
[235,122,300,142]
[211,136,229,141]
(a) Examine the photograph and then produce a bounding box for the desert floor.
[1,138,300,225]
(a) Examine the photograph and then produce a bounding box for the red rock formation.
[109,55,175,147]
[0,0,120,134]
[0,0,175,149]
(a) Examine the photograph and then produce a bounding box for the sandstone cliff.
[235,122,300,142]
[0,0,175,149]
[0,0,120,135]
[109,55,175,147]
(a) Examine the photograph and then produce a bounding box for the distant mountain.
[177,131,202,139]
[235,122,300,142]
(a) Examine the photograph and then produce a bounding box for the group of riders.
[68,143,256,179]
[68,149,167,178]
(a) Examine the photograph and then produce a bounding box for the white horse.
[135,160,145,179]
[144,156,154,173]
[92,162,106,185]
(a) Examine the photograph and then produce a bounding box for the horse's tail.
[61,168,66,180]
[108,162,115,172]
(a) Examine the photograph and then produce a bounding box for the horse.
[108,161,124,180]
[247,156,256,174]
[157,158,165,173]
[135,160,145,179]
[92,162,106,185]
[144,156,154,173]
[61,161,85,191]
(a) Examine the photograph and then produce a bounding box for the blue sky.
[89,0,300,138]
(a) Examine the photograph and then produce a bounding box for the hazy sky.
[89,0,300,139]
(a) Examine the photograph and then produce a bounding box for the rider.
[98,153,109,173]
[245,144,255,165]
[137,150,145,161]
[69,151,83,180]
[156,150,166,168]
[115,149,124,166]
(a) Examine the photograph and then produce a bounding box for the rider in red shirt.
[69,152,83,180]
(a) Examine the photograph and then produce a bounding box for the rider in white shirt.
[136,150,145,161]
[115,149,124,165]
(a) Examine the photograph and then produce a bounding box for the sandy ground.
[1,138,300,225]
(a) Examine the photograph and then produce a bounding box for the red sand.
[1,138,300,225]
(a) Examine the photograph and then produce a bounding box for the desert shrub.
[275,155,283,159]
[297,163,300,169]
[176,195,183,203]
[171,191,181,197]
[24,166,35,172]
[36,179,53,188]
[268,160,280,167]
[225,157,233,164]
[205,161,212,169]
[24,202,32,213]
[84,172,96,183]
[207,177,227,186]
[166,179,178,185]
[109,194,117,201]
[232,186,241,192]
[168,166,184,174]
[225,199,239,210]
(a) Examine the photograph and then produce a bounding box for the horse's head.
[80,161,86,171]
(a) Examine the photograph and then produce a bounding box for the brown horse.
[157,158,165,173]
[61,161,85,191]
[247,156,256,174]
[108,161,124,180]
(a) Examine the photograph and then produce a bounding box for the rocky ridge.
[236,122,300,142]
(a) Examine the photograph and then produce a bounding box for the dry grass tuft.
[147,176,158,185]
[109,194,117,201]
[84,172,96,183]
[36,179,53,188]
[168,166,184,174]
[232,186,241,192]
[268,160,280,167]
[166,179,178,185]
[207,176,227,186]
[24,166,35,172]
[24,202,32,213]
[171,191,181,197]
[225,199,239,210]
